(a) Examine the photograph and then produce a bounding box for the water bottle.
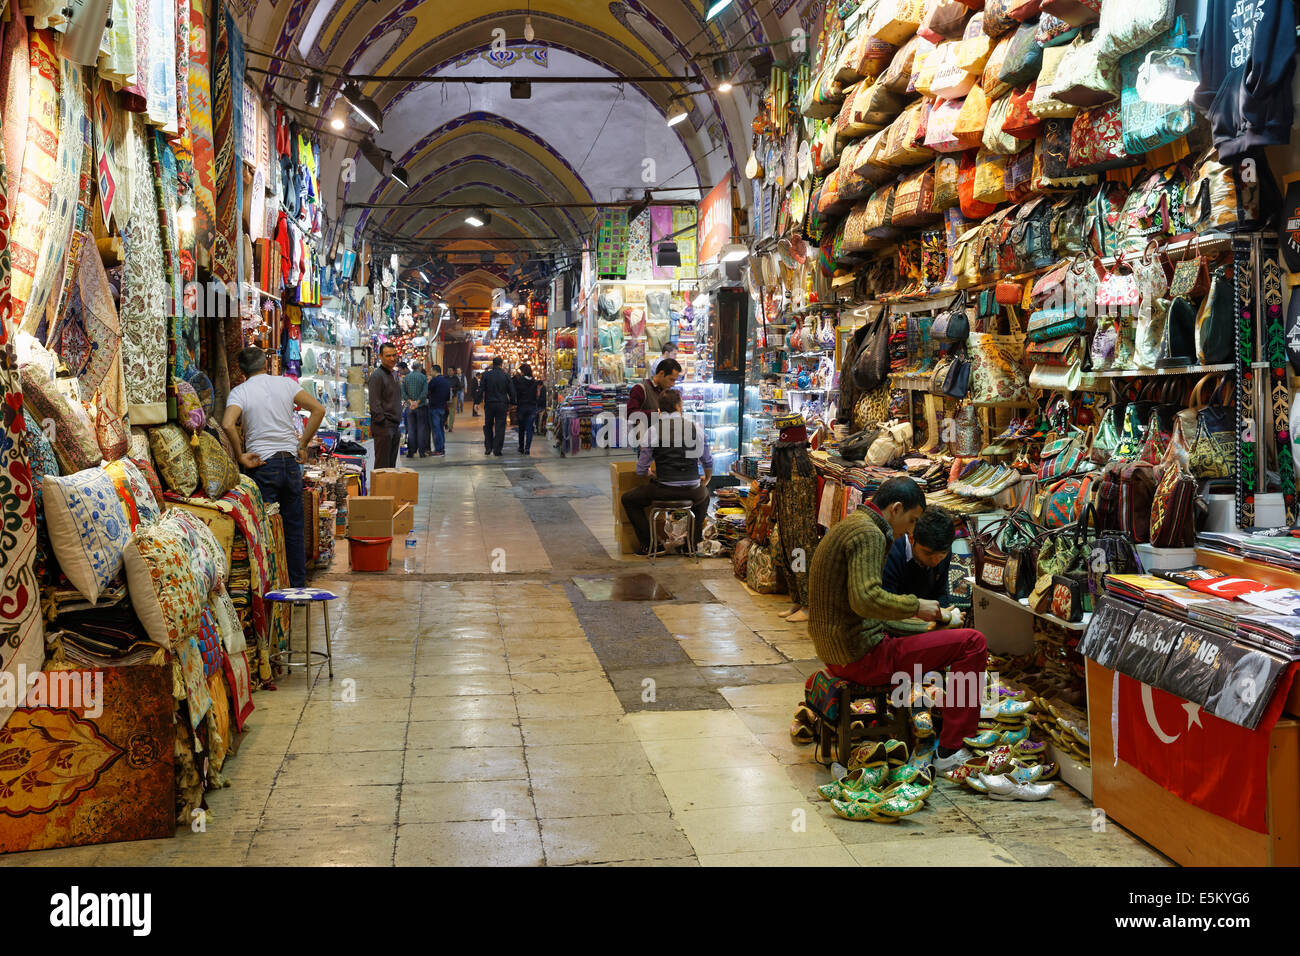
[404,531,418,573]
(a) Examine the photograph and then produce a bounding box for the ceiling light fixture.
[341,81,382,132]
[706,0,733,20]
[718,79,733,93]
[329,112,345,130]
[465,209,489,227]
[416,270,428,282]
[720,243,749,263]
[667,107,689,127]
[390,165,410,188]
[306,72,323,108]
[524,16,535,41]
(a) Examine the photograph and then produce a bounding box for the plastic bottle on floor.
[404,531,418,573]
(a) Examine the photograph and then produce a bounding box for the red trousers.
[828,628,988,750]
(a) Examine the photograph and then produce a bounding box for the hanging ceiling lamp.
[341,81,383,132]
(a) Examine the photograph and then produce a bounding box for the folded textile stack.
[53,597,158,667]
[1236,614,1300,661]
[713,510,747,552]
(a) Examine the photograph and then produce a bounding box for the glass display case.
[677,381,740,478]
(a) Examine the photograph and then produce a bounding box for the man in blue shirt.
[619,389,713,557]
[426,364,453,457]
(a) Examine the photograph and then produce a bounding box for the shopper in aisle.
[480,357,516,456]
[402,361,430,458]
[447,367,464,432]
[426,364,453,457]
[514,363,545,455]
[807,478,987,774]
[626,358,682,422]
[621,389,712,556]
[221,347,326,588]
[367,342,403,469]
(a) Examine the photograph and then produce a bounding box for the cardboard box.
[610,461,650,524]
[392,502,414,536]
[372,468,418,507]
[348,518,394,539]
[347,495,394,522]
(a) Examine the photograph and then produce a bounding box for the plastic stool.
[647,501,700,564]
[263,588,337,695]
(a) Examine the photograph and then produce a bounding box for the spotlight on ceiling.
[306,72,323,108]
[656,241,681,268]
[718,79,734,93]
[390,165,410,189]
[706,0,733,20]
[329,112,345,130]
[667,107,689,128]
[510,79,532,99]
[720,242,749,263]
[416,270,428,282]
[465,209,490,227]
[341,81,382,132]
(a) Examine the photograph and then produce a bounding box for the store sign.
[697,174,733,265]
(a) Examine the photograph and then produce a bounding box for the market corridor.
[3,427,1169,867]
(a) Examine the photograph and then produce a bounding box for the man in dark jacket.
[367,342,402,468]
[513,363,545,455]
[480,357,516,456]
[619,389,712,556]
[882,507,961,635]
[426,364,452,457]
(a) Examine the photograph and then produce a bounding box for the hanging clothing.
[146,0,178,132]
[0,140,47,733]
[772,442,819,607]
[120,115,169,424]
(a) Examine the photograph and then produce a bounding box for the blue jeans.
[249,456,306,587]
[408,404,431,456]
[430,406,447,454]
[517,406,537,452]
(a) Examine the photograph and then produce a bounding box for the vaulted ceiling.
[243,0,804,307]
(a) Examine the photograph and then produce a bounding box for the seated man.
[620,388,711,557]
[808,478,987,774]
[882,506,961,636]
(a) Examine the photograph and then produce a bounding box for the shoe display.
[847,742,887,770]
[963,730,1001,749]
[932,747,974,774]
[830,791,889,820]
[979,775,1056,802]
[867,795,925,821]
[884,738,910,767]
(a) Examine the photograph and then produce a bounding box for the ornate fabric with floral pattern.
[120,115,169,425]
[168,506,228,594]
[8,28,58,331]
[176,634,212,729]
[123,512,207,647]
[103,457,160,529]
[41,466,134,605]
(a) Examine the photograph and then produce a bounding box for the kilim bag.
[871,0,927,45]
[1051,35,1119,107]
[972,148,1008,205]
[953,403,984,455]
[893,165,942,227]
[933,154,963,210]
[1149,420,1197,547]
[1095,462,1156,542]
[1051,573,1088,622]
[1003,83,1045,139]
[1038,472,1097,529]
[969,327,1033,405]
[1037,426,1093,481]
[981,35,1016,100]
[805,670,849,721]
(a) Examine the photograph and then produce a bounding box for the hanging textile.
[119,0,151,112]
[97,0,137,89]
[0,141,47,733]
[772,442,819,607]
[187,0,216,270]
[229,11,245,280]
[120,115,169,424]
[0,7,29,200]
[209,0,237,284]
[147,0,178,133]
[9,28,60,330]
[50,235,121,401]
[27,58,89,340]
[52,80,98,323]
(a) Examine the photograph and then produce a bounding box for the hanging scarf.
[97,0,136,88]
[186,0,216,271]
[120,115,169,424]
[209,0,236,283]
[147,0,177,132]
[0,140,47,732]
[9,27,59,329]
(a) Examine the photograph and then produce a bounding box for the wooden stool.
[811,682,911,767]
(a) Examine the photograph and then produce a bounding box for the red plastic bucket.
[348,536,392,572]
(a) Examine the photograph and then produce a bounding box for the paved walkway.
[3,417,1171,866]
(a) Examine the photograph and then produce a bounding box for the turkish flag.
[1114,665,1298,832]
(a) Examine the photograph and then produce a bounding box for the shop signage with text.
[697,174,733,265]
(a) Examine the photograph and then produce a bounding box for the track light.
[656,241,681,268]
[667,107,688,127]
[341,81,382,132]
[524,15,535,41]
[306,72,323,108]
[390,165,409,188]
[417,270,428,282]
[465,209,489,227]
[706,0,733,19]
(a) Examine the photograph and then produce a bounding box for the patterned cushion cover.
[167,507,228,594]
[146,423,198,496]
[103,458,161,530]
[193,430,239,499]
[41,466,132,604]
[20,365,103,473]
[130,456,165,508]
[123,511,208,647]
[23,416,60,505]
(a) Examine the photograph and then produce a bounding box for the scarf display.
[0,141,46,733]
[97,0,136,89]
[9,27,59,330]
[209,0,236,283]
[186,0,216,270]
[120,114,168,424]
[146,0,177,132]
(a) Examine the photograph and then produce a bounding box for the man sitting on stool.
[621,389,712,557]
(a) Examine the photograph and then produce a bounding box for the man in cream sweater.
[808,477,987,774]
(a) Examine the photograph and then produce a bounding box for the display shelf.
[1088,362,1257,378]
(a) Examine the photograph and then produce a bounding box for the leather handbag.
[852,310,894,389]
[970,511,1041,592]
[1156,296,1197,368]
[1180,375,1236,479]
[943,354,973,398]
[1195,266,1235,365]
[932,291,971,341]
[1183,150,1276,234]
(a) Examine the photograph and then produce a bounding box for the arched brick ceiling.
[245,0,793,288]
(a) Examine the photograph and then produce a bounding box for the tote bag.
[969,330,1033,405]
[1118,17,1194,154]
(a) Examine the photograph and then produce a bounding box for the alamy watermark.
[594,408,706,458]
[0,665,103,717]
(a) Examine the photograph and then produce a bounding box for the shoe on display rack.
[932,747,974,774]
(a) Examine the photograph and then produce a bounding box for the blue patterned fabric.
[42,466,131,604]
[263,587,338,602]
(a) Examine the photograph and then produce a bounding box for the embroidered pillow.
[20,365,103,473]
[103,458,161,530]
[41,466,132,604]
[210,584,247,654]
[167,507,228,594]
[146,423,198,496]
[193,430,239,499]
[130,456,166,508]
[123,512,207,647]
[23,416,60,505]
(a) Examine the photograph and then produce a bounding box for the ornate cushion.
[130,456,165,508]
[41,466,132,604]
[23,416,60,505]
[123,511,207,647]
[167,508,228,595]
[210,585,247,654]
[20,365,103,473]
[146,423,198,497]
[193,431,239,499]
[103,458,161,530]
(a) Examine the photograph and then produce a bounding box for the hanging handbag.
[1086,180,1130,256]
[970,511,1041,591]
[1096,461,1156,541]
[972,148,1009,205]
[920,0,973,42]
[1118,17,1194,154]
[955,13,993,73]
[932,291,971,342]
[852,310,894,389]
[1067,104,1134,174]
[1180,375,1236,479]
[957,150,998,220]
[1051,35,1119,107]
[953,403,984,455]
[1149,419,1198,547]
[968,321,1033,406]
[1195,266,1235,366]
[943,354,973,398]
[1095,0,1175,66]
[1025,308,1086,341]
[981,35,1016,99]
[1169,252,1210,300]
[1183,150,1277,233]
[1026,335,1081,367]
[1091,402,1124,463]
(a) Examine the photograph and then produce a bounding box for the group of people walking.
[367,346,546,463]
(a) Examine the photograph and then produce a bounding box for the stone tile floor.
[0,424,1171,867]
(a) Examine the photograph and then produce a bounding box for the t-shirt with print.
[226,374,303,461]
